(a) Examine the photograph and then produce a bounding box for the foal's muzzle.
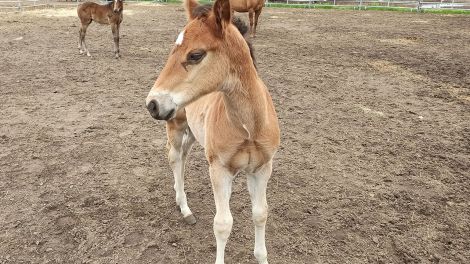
[146,99,176,121]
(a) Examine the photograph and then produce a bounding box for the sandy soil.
[0,4,469,264]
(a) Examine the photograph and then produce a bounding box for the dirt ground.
[0,3,469,264]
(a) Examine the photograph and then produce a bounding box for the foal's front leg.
[247,161,272,264]
[79,22,91,57]
[111,23,120,58]
[166,119,196,224]
[210,163,235,264]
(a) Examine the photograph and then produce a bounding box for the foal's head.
[113,0,123,13]
[146,0,256,120]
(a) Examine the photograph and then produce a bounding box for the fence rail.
[0,0,169,10]
[267,0,470,11]
[1,0,469,11]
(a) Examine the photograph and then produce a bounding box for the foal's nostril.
[165,109,175,120]
[147,100,159,118]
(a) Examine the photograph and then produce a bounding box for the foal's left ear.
[213,0,231,38]
[185,0,199,20]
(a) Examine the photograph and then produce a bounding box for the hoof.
[183,214,196,225]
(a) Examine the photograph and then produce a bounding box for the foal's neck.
[217,28,271,139]
[221,65,268,139]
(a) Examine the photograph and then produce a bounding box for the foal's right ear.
[213,0,231,38]
[184,0,199,20]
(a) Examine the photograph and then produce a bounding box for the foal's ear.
[184,0,199,20]
[213,0,231,37]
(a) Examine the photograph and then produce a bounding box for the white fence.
[0,0,169,11]
[266,0,470,11]
[1,0,469,11]
[0,0,87,11]
[0,0,51,10]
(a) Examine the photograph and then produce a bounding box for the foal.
[77,0,123,58]
[145,0,279,263]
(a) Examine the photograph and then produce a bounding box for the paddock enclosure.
[1,3,469,263]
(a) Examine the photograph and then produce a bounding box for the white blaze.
[175,30,185,46]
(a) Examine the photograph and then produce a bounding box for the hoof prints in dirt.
[0,4,469,264]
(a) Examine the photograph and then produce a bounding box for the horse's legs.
[78,24,82,50]
[247,161,272,264]
[253,8,262,37]
[111,23,120,58]
[248,10,255,38]
[78,23,84,53]
[79,21,91,57]
[166,115,196,224]
[210,163,234,264]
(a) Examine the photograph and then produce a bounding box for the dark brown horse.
[77,0,123,58]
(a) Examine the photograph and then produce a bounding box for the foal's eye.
[186,50,206,64]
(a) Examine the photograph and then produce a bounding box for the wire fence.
[1,0,469,11]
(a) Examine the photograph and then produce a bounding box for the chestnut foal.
[77,0,123,58]
[145,0,280,263]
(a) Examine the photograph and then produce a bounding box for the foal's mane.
[192,4,257,69]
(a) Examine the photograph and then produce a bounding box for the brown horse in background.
[77,0,123,58]
[230,0,264,37]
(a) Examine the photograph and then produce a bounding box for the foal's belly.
[91,13,110,24]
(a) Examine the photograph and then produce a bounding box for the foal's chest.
[225,141,272,175]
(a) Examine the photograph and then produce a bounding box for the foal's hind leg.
[79,21,91,57]
[247,161,272,264]
[166,112,196,224]
[253,8,262,37]
[248,10,255,38]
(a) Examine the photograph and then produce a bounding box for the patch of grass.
[422,8,470,14]
[163,0,212,4]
